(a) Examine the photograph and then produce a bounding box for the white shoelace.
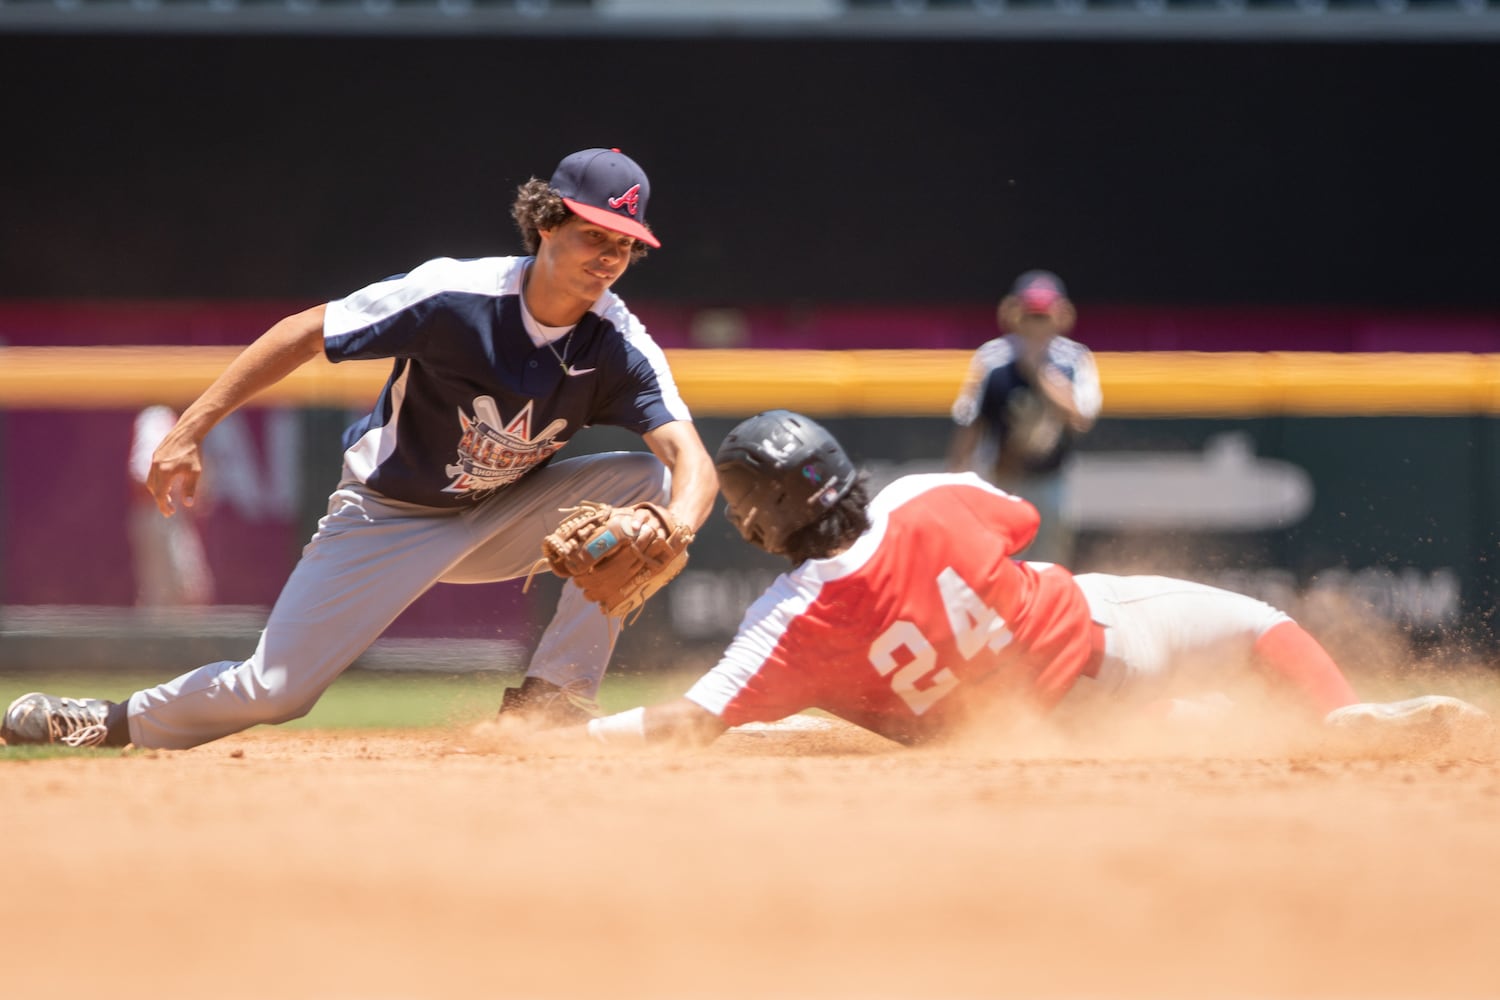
[46,700,110,748]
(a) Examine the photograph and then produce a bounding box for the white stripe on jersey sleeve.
[684,575,819,717]
[324,256,524,339]
[875,470,1015,508]
[343,364,411,481]
[595,294,693,422]
[951,336,1015,425]
[802,472,1018,583]
[1063,341,1104,420]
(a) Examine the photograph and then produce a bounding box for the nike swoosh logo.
[565,367,597,377]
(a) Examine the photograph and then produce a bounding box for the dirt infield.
[6,714,1500,1000]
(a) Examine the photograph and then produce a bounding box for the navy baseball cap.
[1011,270,1068,312]
[550,147,661,248]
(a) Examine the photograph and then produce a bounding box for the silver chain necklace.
[525,262,580,375]
[542,327,576,375]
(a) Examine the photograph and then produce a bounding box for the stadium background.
[2,1,1498,672]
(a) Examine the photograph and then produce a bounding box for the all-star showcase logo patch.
[443,397,566,497]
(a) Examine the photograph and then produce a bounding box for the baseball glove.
[537,501,694,619]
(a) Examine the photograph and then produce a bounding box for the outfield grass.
[0,666,701,758]
[275,668,693,728]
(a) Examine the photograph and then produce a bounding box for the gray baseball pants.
[126,452,669,749]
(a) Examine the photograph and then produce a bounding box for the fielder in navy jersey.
[566,410,1490,752]
[948,270,1101,566]
[2,147,720,750]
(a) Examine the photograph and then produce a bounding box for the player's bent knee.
[1247,606,1294,638]
[255,695,320,727]
[240,671,324,726]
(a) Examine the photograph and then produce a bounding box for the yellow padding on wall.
[1096,352,1500,416]
[2,346,1498,416]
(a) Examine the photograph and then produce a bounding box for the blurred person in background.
[948,270,1101,565]
[128,405,215,607]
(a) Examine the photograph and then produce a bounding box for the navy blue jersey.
[323,255,691,508]
[951,334,1101,476]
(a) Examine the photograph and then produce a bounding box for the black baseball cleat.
[2,692,121,748]
[497,676,601,729]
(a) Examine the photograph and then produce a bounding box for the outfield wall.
[7,346,1500,416]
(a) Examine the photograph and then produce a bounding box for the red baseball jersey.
[685,473,1101,744]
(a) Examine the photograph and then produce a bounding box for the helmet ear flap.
[721,497,767,550]
[714,410,855,554]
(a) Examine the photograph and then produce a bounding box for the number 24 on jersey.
[868,567,1014,715]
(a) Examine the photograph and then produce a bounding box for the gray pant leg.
[128,453,670,747]
[443,452,671,695]
[127,488,473,749]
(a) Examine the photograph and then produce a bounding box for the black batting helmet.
[714,410,856,554]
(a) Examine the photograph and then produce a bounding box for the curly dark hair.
[510,178,651,263]
[781,475,873,566]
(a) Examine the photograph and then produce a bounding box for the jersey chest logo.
[443,397,567,498]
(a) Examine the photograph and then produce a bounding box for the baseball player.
[569,410,1490,750]
[948,269,1101,565]
[2,147,718,750]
